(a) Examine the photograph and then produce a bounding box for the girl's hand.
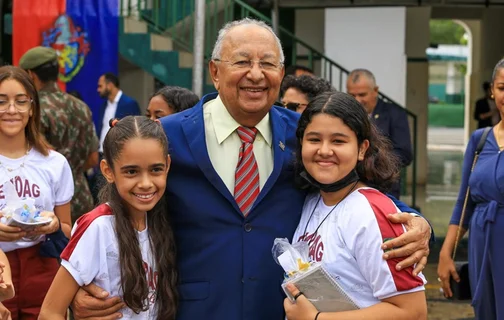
[0,261,14,302]
[0,213,26,242]
[0,282,14,302]
[26,211,60,237]
[283,283,319,320]
[0,302,11,319]
[0,262,4,284]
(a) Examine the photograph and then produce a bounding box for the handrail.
[120,0,419,208]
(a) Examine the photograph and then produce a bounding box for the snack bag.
[272,238,359,312]
[272,238,311,277]
[0,180,51,234]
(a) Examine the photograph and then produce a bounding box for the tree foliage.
[430,20,466,45]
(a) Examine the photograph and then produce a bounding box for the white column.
[405,7,431,193]
[324,7,407,105]
[192,0,206,97]
[460,20,481,140]
[446,61,457,97]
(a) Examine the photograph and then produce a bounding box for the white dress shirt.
[99,90,123,152]
[204,95,273,193]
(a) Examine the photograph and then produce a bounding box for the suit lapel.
[181,94,241,213]
[97,101,107,136]
[371,100,383,125]
[250,107,288,212]
[114,95,125,118]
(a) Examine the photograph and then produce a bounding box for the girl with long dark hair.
[40,116,178,320]
[283,92,427,320]
[0,65,73,319]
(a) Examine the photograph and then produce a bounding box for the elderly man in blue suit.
[347,69,413,199]
[70,19,431,320]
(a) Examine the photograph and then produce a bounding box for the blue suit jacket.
[372,99,413,167]
[161,93,423,320]
[95,93,140,137]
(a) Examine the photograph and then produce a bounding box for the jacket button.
[244,223,252,232]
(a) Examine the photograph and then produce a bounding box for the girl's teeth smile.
[134,193,155,199]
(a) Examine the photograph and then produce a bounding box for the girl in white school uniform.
[284,92,427,320]
[40,116,178,320]
[0,65,73,319]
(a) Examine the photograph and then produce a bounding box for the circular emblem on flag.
[42,14,90,83]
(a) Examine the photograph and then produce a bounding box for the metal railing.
[120,0,419,208]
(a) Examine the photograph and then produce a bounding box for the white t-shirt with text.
[61,204,158,319]
[0,149,74,252]
[292,188,426,308]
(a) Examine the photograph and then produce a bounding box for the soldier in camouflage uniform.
[19,46,99,224]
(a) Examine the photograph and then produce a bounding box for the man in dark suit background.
[347,69,413,199]
[96,73,140,153]
[89,73,140,204]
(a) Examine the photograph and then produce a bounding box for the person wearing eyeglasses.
[0,65,73,320]
[69,18,433,320]
[19,46,99,224]
[280,75,334,113]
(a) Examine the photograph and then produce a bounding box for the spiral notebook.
[282,263,359,312]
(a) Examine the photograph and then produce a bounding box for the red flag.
[13,0,66,90]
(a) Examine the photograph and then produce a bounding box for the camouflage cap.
[19,46,58,70]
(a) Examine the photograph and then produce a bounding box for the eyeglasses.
[213,59,283,71]
[0,97,33,113]
[283,102,307,111]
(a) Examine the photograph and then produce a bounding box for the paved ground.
[428,127,465,147]
[420,127,475,318]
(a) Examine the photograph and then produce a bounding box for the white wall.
[324,7,407,105]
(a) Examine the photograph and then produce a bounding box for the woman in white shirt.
[0,65,73,319]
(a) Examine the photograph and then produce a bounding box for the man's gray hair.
[211,18,285,64]
[348,69,377,87]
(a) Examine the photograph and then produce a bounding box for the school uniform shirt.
[0,149,74,253]
[292,188,426,308]
[61,204,157,319]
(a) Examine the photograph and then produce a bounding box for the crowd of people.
[0,15,501,320]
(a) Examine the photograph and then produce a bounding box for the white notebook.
[283,263,359,312]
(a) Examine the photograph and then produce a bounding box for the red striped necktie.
[234,126,260,216]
